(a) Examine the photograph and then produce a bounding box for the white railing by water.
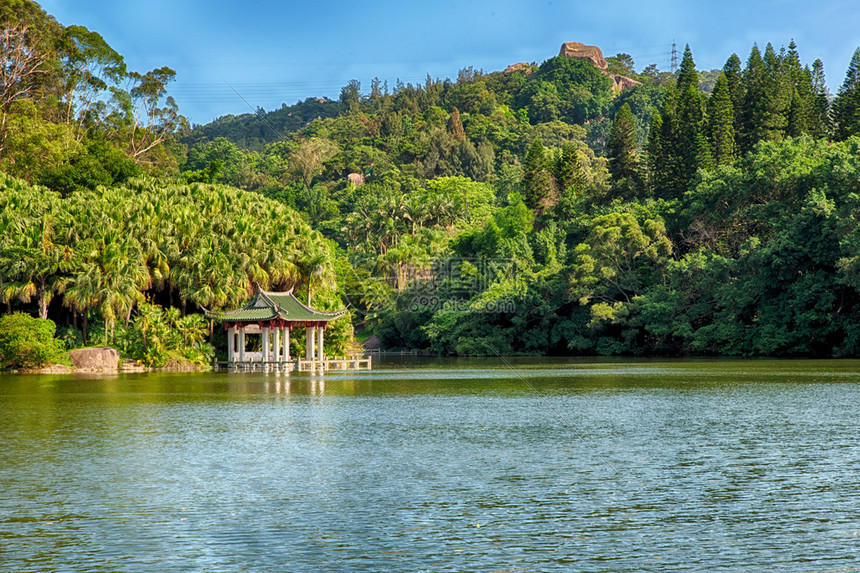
[214,355,372,372]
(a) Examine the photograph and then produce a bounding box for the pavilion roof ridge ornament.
[255,289,290,319]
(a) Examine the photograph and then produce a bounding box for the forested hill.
[184,98,346,151]
[6,0,860,360]
[175,39,860,358]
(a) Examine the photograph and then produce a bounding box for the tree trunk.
[37,283,48,320]
[82,311,88,345]
[125,301,135,327]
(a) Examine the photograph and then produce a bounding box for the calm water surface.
[2,358,860,571]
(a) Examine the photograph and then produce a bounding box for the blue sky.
[40,0,860,126]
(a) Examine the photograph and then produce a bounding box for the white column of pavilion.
[261,321,299,370]
[270,321,291,371]
[227,325,235,364]
[306,324,316,363]
[222,324,244,369]
[317,324,325,361]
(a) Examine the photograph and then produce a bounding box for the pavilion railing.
[213,355,372,372]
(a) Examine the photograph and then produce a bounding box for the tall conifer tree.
[647,110,668,196]
[708,74,737,165]
[761,43,792,140]
[784,40,812,137]
[786,88,806,137]
[833,48,860,141]
[723,54,745,154]
[810,59,832,139]
[556,143,585,196]
[676,44,699,94]
[523,138,555,209]
[607,103,641,197]
[676,46,711,181]
[647,90,688,199]
[784,40,802,85]
[740,45,769,153]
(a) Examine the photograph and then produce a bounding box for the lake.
[2,358,860,571]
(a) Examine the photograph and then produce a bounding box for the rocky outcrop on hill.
[559,41,608,70]
[504,62,533,75]
[558,42,641,93]
[68,347,120,371]
[611,74,643,92]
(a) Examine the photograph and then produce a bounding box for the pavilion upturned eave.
[209,287,346,325]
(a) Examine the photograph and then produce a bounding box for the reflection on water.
[2,358,860,571]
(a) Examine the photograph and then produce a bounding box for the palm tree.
[84,232,151,341]
[173,236,250,314]
[379,236,428,291]
[63,260,102,344]
[0,215,74,319]
[292,234,337,307]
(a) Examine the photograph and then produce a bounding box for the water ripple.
[2,362,860,571]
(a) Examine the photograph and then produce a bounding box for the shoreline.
[5,363,212,375]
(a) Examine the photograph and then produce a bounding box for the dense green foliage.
[5,2,860,358]
[0,312,68,369]
[113,302,212,367]
[0,172,352,357]
[0,1,186,184]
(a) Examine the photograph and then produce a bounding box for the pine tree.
[523,138,544,184]
[723,54,745,154]
[648,48,704,199]
[607,103,641,196]
[708,73,737,165]
[523,138,555,209]
[695,132,714,172]
[677,44,699,94]
[784,40,812,137]
[785,40,802,85]
[761,43,792,141]
[740,44,769,153]
[810,59,831,139]
[786,88,806,137]
[556,143,585,194]
[833,48,860,141]
[676,46,710,184]
[529,168,558,211]
[647,103,682,199]
[552,143,585,215]
[723,54,744,99]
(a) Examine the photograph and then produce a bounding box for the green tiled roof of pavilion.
[212,288,346,323]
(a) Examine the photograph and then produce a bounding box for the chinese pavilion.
[212,287,348,371]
